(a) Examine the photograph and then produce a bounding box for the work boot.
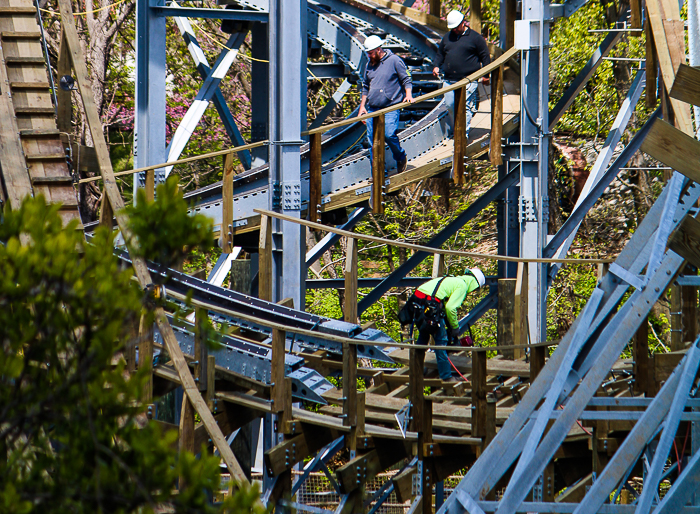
[443,376,459,383]
[397,158,408,174]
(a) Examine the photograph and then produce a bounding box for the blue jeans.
[366,108,406,167]
[417,318,452,380]
[443,81,479,139]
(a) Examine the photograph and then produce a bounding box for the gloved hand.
[448,327,460,342]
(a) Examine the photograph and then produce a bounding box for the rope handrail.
[166,287,556,353]
[253,208,615,265]
[301,46,520,137]
[78,140,269,184]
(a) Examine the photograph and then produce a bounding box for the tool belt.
[398,278,445,336]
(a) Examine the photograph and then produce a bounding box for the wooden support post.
[472,350,488,446]
[206,354,216,411]
[220,153,235,253]
[432,253,444,278]
[671,275,697,351]
[371,114,385,214]
[420,398,434,514]
[56,33,72,135]
[470,0,482,34]
[646,18,658,110]
[484,393,497,449]
[99,193,113,230]
[309,132,323,224]
[258,215,273,302]
[271,328,286,415]
[409,348,426,433]
[504,0,517,50]
[530,345,546,381]
[194,308,208,392]
[344,238,358,324]
[429,0,440,16]
[230,260,252,295]
[490,66,504,166]
[453,86,467,185]
[633,317,650,396]
[630,0,642,33]
[139,313,154,403]
[179,394,196,489]
[343,338,358,428]
[514,262,528,351]
[498,278,516,359]
[145,170,155,202]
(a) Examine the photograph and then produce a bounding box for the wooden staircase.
[0,0,81,226]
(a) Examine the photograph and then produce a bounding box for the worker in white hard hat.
[399,268,486,382]
[432,10,491,140]
[358,35,414,174]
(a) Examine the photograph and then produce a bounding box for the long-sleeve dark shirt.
[362,49,412,109]
[433,28,491,82]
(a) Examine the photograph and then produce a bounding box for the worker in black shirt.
[432,10,491,140]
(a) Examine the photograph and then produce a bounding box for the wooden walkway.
[0,0,80,225]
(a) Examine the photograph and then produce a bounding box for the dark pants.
[417,317,452,380]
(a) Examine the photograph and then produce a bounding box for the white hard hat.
[468,268,486,288]
[364,35,384,52]
[446,10,465,29]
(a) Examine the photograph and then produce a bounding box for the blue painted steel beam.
[307,63,348,79]
[357,169,521,315]
[459,289,498,332]
[543,108,661,260]
[152,6,269,20]
[548,15,625,128]
[306,206,369,268]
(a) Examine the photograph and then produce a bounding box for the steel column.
[134,0,166,197]
[269,0,306,309]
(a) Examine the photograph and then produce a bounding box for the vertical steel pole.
[269,0,305,310]
[251,21,269,166]
[134,0,166,199]
[520,0,550,344]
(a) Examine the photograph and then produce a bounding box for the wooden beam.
[670,63,700,106]
[343,337,358,428]
[504,0,517,49]
[409,348,426,433]
[630,0,642,32]
[392,464,417,503]
[179,395,196,487]
[420,398,433,514]
[432,253,444,278]
[371,115,385,214]
[265,423,341,476]
[470,0,482,34]
[271,328,286,414]
[471,350,487,441]
[335,439,412,493]
[139,313,154,402]
[99,192,113,230]
[498,278,516,359]
[514,262,528,356]
[258,215,273,302]
[646,19,658,109]
[309,132,322,224]
[645,0,692,133]
[206,354,216,410]
[490,66,503,166]
[632,317,650,396]
[530,345,546,381]
[56,0,249,485]
[453,86,467,185]
[194,308,208,392]
[56,32,72,135]
[220,153,235,253]
[344,238,358,324]
[640,119,700,184]
[429,0,440,16]
[670,215,700,269]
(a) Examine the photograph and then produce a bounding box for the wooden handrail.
[302,46,520,137]
[78,140,269,184]
[254,208,615,264]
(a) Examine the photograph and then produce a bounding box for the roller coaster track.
[0,0,80,225]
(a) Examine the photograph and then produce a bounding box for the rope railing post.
[220,153,235,253]
[259,214,273,302]
[309,132,323,224]
[490,65,504,166]
[453,85,467,185]
[371,114,386,214]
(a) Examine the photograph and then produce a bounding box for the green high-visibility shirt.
[417,275,480,330]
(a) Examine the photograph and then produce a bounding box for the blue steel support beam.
[308,79,354,130]
[548,18,625,128]
[546,70,645,275]
[306,206,368,268]
[134,0,167,197]
[438,178,700,510]
[459,289,498,331]
[152,5,269,20]
[543,108,661,261]
[167,19,251,170]
[269,0,305,308]
[357,169,520,315]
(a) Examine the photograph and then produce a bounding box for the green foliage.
[0,195,266,512]
[124,176,213,270]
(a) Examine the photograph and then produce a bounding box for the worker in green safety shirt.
[407,268,485,382]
